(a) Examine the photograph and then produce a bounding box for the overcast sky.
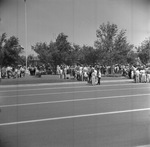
[0,0,150,55]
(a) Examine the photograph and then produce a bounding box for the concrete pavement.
[0,80,150,147]
[0,74,133,87]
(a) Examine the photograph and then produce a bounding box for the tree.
[55,33,72,65]
[137,37,150,65]
[32,33,73,74]
[3,36,24,66]
[127,50,138,65]
[81,45,98,66]
[113,30,134,64]
[95,22,118,66]
[32,42,51,65]
[48,41,60,71]
[18,55,26,66]
[0,33,24,67]
[32,33,73,67]
[95,22,133,68]
[70,44,81,65]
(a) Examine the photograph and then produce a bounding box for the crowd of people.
[0,64,54,79]
[57,65,102,85]
[1,63,150,84]
[128,65,150,83]
[57,64,126,85]
[57,64,150,84]
[1,66,26,79]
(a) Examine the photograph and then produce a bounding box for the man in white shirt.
[135,69,140,83]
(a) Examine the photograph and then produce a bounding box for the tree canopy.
[32,33,73,69]
[0,33,24,67]
[137,37,150,65]
[95,22,134,65]
[2,22,150,70]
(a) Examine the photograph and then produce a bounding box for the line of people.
[87,67,102,85]
[1,66,26,79]
[74,65,102,85]
[132,66,150,83]
[57,65,102,85]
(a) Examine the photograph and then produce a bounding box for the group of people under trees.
[1,66,26,79]
[57,65,102,85]
[1,62,150,85]
[87,66,102,85]
[57,64,129,81]
[57,64,150,85]
[128,65,150,83]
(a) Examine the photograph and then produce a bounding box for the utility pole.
[0,38,4,83]
[24,0,28,71]
[0,20,2,82]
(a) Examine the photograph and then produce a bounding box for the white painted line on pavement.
[1,86,150,98]
[1,93,150,108]
[0,83,148,93]
[0,107,150,126]
[136,145,150,147]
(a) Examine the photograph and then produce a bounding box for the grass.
[102,73,123,77]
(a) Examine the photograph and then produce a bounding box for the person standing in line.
[88,66,92,83]
[57,65,60,75]
[140,68,146,83]
[59,66,63,79]
[146,67,150,83]
[94,67,97,84]
[63,65,67,79]
[91,68,96,85]
[97,67,101,85]
[135,68,140,83]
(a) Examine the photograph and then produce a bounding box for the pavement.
[2,74,150,147]
[0,74,133,86]
[0,78,150,147]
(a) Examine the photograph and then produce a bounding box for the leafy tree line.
[31,33,99,70]
[137,38,150,65]
[0,33,24,68]
[31,22,136,71]
[94,22,134,66]
[0,22,150,71]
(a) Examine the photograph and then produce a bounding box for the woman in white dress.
[59,67,63,79]
[91,68,97,85]
[135,69,140,83]
[140,68,146,83]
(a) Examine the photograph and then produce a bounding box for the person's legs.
[98,77,101,84]
[97,77,101,85]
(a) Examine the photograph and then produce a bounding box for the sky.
[0,0,150,55]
